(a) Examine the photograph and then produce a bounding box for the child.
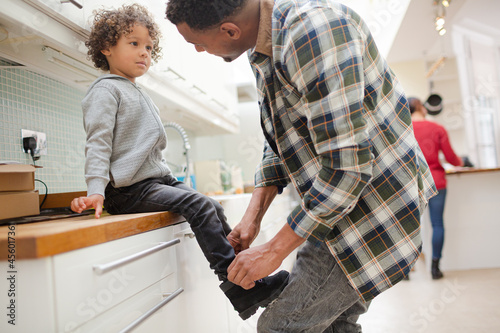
[70,4,288,320]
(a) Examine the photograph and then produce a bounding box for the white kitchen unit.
[0,0,240,136]
[171,222,235,333]
[0,188,298,333]
[420,168,500,272]
[0,225,185,333]
[215,190,299,333]
[22,0,87,34]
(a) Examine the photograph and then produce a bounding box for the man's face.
[176,22,246,63]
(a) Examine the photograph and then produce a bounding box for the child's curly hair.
[86,4,162,71]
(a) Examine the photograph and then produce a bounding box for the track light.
[435,16,445,30]
[433,0,451,37]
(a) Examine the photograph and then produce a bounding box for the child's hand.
[70,194,104,219]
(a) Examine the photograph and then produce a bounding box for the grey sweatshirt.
[82,74,171,197]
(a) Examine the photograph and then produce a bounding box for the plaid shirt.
[250,0,436,302]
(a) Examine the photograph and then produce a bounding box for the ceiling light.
[435,16,445,28]
[433,0,451,36]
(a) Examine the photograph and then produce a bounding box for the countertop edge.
[0,211,185,260]
[446,167,500,175]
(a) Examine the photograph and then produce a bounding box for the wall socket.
[21,129,47,156]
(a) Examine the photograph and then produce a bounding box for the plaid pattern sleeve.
[255,140,291,191]
[276,3,374,242]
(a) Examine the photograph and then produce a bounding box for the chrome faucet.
[163,122,192,188]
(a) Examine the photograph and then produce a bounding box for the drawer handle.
[119,287,184,333]
[93,239,180,275]
[175,228,195,239]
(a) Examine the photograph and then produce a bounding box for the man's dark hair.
[166,0,247,31]
[407,97,420,114]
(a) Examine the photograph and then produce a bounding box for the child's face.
[101,24,154,82]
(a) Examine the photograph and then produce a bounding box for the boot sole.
[238,275,289,320]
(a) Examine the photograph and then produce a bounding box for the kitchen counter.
[446,166,500,175]
[0,211,185,260]
[421,166,500,272]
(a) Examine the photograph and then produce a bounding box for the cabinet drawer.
[53,227,180,332]
[76,274,182,333]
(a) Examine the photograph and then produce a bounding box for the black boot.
[220,270,289,320]
[431,258,444,280]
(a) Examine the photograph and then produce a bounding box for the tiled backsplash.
[0,59,87,194]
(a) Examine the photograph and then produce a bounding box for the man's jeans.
[104,174,234,279]
[258,241,369,333]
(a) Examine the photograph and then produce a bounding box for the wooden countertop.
[446,167,500,175]
[0,211,185,260]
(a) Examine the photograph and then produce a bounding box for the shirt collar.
[254,0,274,58]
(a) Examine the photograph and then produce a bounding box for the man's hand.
[227,186,279,253]
[228,223,306,289]
[227,242,282,289]
[227,219,260,254]
[70,194,104,219]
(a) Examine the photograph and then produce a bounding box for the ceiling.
[387,0,500,64]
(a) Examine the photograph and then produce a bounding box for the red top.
[412,120,462,190]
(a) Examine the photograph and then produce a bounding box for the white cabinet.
[216,191,299,333]
[171,222,235,333]
[53,227,180,332]
[1,258,58,332]
[0,191,297,333]
[21,0,87,36]
[0,226,184,333]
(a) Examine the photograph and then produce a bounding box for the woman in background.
[409,97,464,279]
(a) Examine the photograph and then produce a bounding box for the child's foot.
[219,270,289,320]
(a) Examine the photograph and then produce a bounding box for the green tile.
[0,63,86,192]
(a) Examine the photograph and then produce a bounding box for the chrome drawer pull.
[93,239,180,275]
[119,288,184,333]
[175,228,195,239]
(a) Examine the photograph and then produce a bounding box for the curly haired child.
[70,3,288,321]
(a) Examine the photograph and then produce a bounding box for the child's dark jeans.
[104,174,234,279]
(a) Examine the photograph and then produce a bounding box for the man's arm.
[275,7,374,244]
[227,185,279,254]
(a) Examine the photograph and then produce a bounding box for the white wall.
[390,59,428,100]
[220,102,265,183]
[189,102,264,184]
[390,58,468,156]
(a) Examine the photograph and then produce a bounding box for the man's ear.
[220,22,241,40]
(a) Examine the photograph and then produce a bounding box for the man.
[167,0,436,331]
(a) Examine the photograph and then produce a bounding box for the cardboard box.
[0,164,36,192]
[0,191,40,220]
